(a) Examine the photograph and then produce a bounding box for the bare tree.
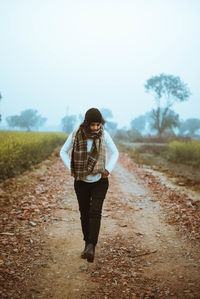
[145,73,191,137]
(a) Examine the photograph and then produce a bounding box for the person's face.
[90,122,101,132]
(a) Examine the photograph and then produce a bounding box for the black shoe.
[81,242,89,259]
[84,243,95,263]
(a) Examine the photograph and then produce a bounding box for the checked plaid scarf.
[70,124,106,180]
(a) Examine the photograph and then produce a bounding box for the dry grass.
[116,140,200,185]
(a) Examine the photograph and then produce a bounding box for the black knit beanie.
[84,108,103,124]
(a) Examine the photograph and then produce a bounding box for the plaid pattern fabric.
[70,125,106,180]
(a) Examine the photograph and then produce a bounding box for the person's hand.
[101,169,109,178]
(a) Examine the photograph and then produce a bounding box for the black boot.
[81,242,89,259]
[84,243,95,263]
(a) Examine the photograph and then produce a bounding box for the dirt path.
[1,150,200,298]
[21,152,200,299]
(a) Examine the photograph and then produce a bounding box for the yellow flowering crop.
[0,130,67,181]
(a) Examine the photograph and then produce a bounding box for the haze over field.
[0,0,200,130]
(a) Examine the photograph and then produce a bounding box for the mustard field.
[0,130,67,181]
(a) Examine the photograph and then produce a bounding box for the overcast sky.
[0,0,200,129]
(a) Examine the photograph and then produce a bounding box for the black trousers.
[74,177,109,246]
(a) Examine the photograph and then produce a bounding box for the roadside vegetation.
[133,139,200,167]
[0,131,67,181]
[116,137,200,186]
[165,140,200,166]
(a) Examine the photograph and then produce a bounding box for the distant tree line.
[60,107,118,136]
[115,73,199,141]
[1,73,200,138]
[5,109,47,131]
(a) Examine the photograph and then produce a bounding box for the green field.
[0,130,67,181]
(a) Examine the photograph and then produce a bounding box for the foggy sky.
[0,0,200,129]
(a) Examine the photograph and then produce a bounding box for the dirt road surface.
[1,152,200,298]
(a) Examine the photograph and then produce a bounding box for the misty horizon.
[0,0,200,131]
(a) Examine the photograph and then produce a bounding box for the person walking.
[60,108,119,262]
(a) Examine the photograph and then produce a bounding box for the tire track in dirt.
[25,153,200,298]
